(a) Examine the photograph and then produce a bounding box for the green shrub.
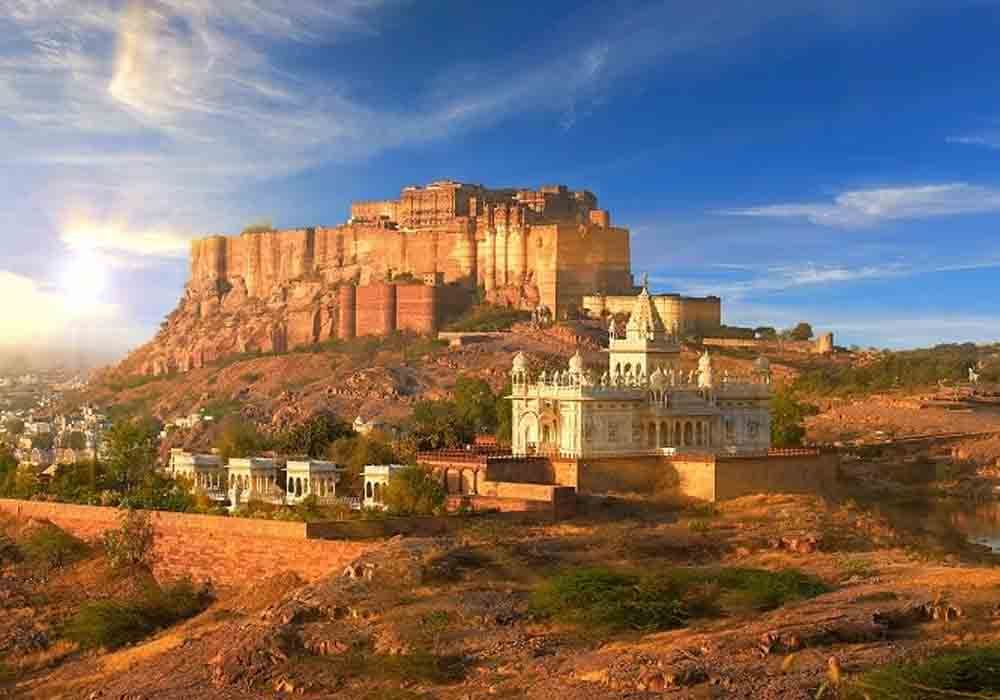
[62,579,210,650]
[444,305,530,332]
[531,566,829,633]
[312,648,466,685]
[63,600,153,649]
[845,646,1000,699]
[530,567,689,632]
[712,567,828,612]
[18,523,88,569]
[102,509,156,571]
[383,466,446,516]
[138,578,209,629]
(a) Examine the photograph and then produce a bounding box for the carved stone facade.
[509,285,772,459]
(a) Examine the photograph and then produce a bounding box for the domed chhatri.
[568,350,584,374]
[753,355,771,372]
[649,366,667,390]
[512,351,529,372]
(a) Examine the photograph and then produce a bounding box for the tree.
[770,388,819,447]
[453,376,499,434]
[409,400,468,450]
[102,509,156,571]
[273,413,351,458]
[62,431,88,451]
[382,466,446,516]
[32,432,54,450]
[754,326,778,341]
[215,418,268,462]
[105,417,161,493]
[495,382,513,446]
[786,322,814,342]
[327,434,397,495]
[0,448,18,497]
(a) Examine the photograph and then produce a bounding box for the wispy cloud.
[654,258,1000,301]
[720,301,1000,349]
[60,213,190,260]
[949,133,1000,150]
[722,183,1000,227]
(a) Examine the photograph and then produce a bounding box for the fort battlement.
[125,181,634,376]
[189,181,632,316]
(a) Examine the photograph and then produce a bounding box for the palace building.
[509,283,773,458]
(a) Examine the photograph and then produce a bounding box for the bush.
[531,566,829,633]
[102,509,156,571]
[62,579,210,650]
[19,523,88,569]
[845,646,1000,699]
[531,567,689,632]
[444,305,529,332]
[62,600,153,650]
[383,466,446,516]
[711,567,828,612]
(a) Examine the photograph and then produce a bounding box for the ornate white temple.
[509,283,773,458]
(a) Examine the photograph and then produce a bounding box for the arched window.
[373,482,381,503]
[366,481,373,499]
[295,477,302,497]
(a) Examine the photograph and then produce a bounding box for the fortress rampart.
[124,181,635,376]
[189,181,632,316]
[581,292,722,335]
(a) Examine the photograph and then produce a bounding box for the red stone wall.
[338,284,357,339]
[356,283,397,336]
[395,284,438,334]
[0,500,376,588]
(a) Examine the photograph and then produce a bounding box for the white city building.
[509,283,773,458]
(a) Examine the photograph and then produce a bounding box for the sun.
[59,249,108,315]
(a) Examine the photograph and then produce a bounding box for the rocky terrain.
[7,493,1000,699]
[83,323,783,436]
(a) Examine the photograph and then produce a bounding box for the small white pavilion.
[227,457,282,505]
[362,464,408,509]
[285,460,341,504]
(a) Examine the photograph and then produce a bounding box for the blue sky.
[2,0,1000,357]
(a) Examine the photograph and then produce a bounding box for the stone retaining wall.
[0,500,376,587]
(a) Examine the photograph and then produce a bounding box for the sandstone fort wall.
[581,292,722,335]
[356,283,397,337]
[0,500,376,587]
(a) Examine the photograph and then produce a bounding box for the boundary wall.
[554,451,839,502]
[0,500,375,587]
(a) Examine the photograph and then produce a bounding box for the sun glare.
[59,249,108,315]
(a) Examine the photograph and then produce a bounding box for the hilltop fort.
[120,181,725,376]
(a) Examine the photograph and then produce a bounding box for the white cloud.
[60,215,191,260]
[723,183,1000,227]
[0,270,142,351]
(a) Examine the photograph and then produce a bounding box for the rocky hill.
[85,322,796,447]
